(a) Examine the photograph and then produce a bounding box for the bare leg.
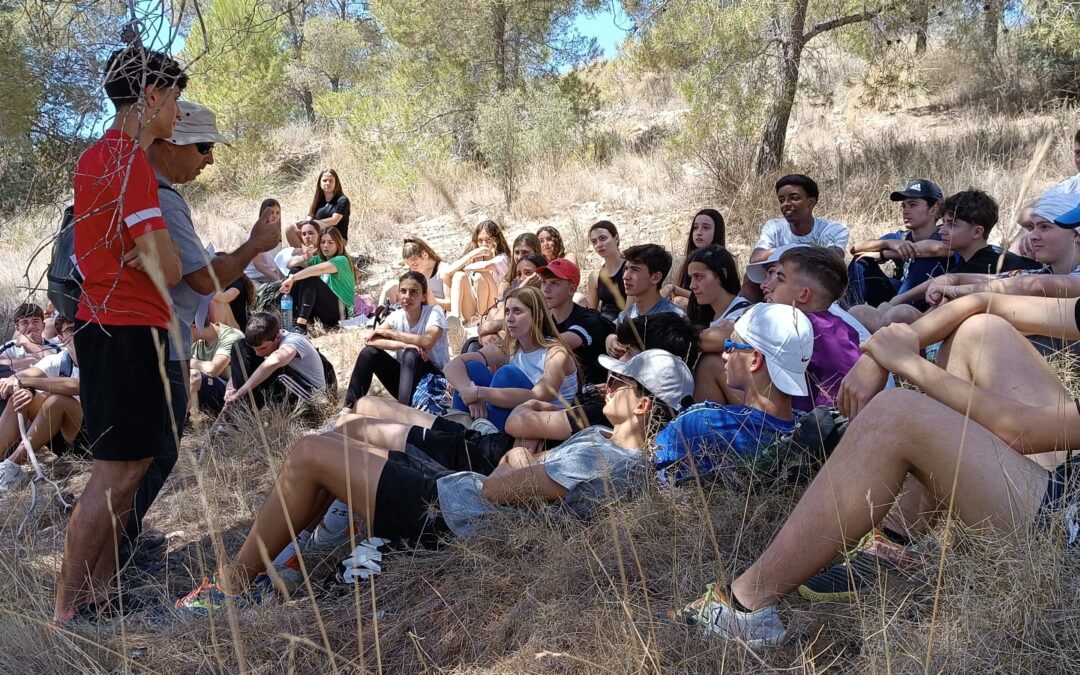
[218,433,388,593]
[335,414,414,452]
[0,392,46,457]
[54,458,152,620]
[282,222,301,248]
[474,272,498,317]
[731,389,1048,610]
[351,396,437,428]
[8,394,82,465]
[880,304,922,328]
[848,304,885,334]
[450,272,478,322]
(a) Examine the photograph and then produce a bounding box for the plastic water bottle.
[280,293,294,331]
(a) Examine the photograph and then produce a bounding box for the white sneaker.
[673,583,786,648]
[0,459,29,492]
[470,417,499,436]
[446,314,465,356]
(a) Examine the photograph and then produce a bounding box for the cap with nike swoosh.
[732,303,815,396]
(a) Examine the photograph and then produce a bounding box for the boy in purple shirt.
[760,246,861,411]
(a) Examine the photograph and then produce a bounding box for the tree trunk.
[755,0,809,175]
[984,0,1002,54]
[914,1,928,54]
[300,88,316,123]
[493,2,509,92]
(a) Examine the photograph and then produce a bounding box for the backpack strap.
[59,351,74,379]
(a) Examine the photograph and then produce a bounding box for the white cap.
[168,101,231,146]
[745,243,810,284]
[598,349,694,410]
[732,303,814,396]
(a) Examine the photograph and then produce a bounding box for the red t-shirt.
[73,129,171,328]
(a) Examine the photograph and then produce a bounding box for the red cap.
[537,258,581,287]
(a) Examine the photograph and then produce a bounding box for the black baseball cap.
[890,179,944,203]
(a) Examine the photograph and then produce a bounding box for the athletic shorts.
[371,451,451,547]
[75,322,168,462]
[404,415,514,476]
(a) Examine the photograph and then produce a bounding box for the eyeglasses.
[606,373,636,393]
[723,339,755,354]
[194,142,215,155]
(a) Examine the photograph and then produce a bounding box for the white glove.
[337,538,391,583]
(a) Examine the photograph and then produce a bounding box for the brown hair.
[308,168,344,218]
[402,236,442,263]
[778,246,848,304]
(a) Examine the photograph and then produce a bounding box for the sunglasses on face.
[606,373,637,392]
[723,339,755,354]
[195,142,215,155]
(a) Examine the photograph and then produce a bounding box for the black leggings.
[290,277,345,328]
[344,345,440,407]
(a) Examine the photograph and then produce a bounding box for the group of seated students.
[11,132,1080,649]
[167,147,1080,653]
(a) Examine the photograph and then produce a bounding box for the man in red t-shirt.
[54,44,187,625]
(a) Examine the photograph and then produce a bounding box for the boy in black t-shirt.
[538,259,613,385]
[856,189,1040,332]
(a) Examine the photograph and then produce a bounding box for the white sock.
[272,529,312,567]
[320,500,352,534]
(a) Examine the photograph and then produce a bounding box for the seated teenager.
[741,174,848,302]
[585,221,629,323]
[177,349,692,610]
[0,316,84,490]
[275,220,320,275]
[538,258,614,387]
[506,312,698,443]
[685,245,753,403]
[925,192,1080,304]
[678,293,1080,647]
[378,237,451,310]
[498,233,543,298]
[445,220,511,324]
[279,226,355,333]
[759,246,860,411]
[605,244,685,357]
[445,286,578,432]
[0,303,62,376]
[663,209,726,308]
[189,307,245,418]
[654,304,808,486]
[846,179,948,310]
[343,272,449,408]
[537,225,577,265]
[857,188,1041,332]
[225,312,328,410]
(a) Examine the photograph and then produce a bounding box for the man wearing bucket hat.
[653,303,811,485]
[118,102,281,566]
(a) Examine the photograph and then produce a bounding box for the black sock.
[727,585,752,613]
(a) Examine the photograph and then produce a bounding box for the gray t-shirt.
[615,296,686,325]
[435,426,647,537]
[157,173,211,361]
[280,332,327,391]
[384,304,450,369]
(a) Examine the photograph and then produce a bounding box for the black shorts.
[75,322,168,462]
[371,451,451,547]
[405,416,514,475]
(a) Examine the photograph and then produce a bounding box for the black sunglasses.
[194,142,215,155]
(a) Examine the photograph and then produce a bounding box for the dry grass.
[4,43,1080,673]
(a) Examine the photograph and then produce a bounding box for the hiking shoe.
[671,583,786,648]
[798,529,918,602]
[175,577,252,615]
[470,417,499,436]
[446,314,465,356]
[0,459,29,492]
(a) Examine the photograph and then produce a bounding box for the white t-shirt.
[33,350,79,379]
[0,338,62,361]
[829,303,871,343]
[754,217,850,251]
[709,296,753,327]
[385,304,450,369]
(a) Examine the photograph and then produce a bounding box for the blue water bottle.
[280,293,294,331]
